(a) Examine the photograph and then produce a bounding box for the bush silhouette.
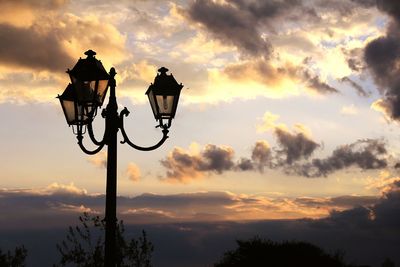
[0,246,27,267]
[214,237,350,267]
[55,212,153,267]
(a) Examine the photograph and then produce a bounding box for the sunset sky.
[1,0,400,266]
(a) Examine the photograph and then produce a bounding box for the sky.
[1,0,400,266]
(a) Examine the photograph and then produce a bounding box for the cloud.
[160,138,387,181]
[250,141,272,171]
[0,183,95,229]
[160,144,235,183]
[161,113,387,181]
[318,179,400,238]
[364,1,400,121]
[87,151,107,169]
[0,23,74,72]
[257,112,320,164]
[184,0,376,100]
[2,180,400,266]
[126,163,141,182]
[302,69,339,94]
[339,76,370,97]
[345,51,364,72]
[274,127,320,164]
[0,182,88,196]
[256,111,282,132]
[365,171,400,194]
[0,0,68,27]
[186,0,273,58]
[222,58,339,97]
[289,139,388,177]
[3,180,399,266]
[236,158,255,171]
[222,59,298,89]
[376,0,400,23]
[0,5,128,103]
[0,182,388,229]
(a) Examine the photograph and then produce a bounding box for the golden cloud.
[126,163,141,182]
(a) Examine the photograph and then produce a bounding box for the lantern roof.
[146,67,183,95]
[58,83,76,101]
[68,50,110,82]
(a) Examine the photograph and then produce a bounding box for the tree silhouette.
[0,246,27,267]
[382,258,395,267]
[55,212,153,267]
[214,237,352,267]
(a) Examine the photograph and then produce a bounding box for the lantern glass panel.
[61,99,76,124]
[97,79,109,105]
[147,90,158,118]
[156,95,174,116]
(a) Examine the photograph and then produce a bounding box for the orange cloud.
[126,163,141,182]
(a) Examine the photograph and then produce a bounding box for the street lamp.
[57,50,183,267]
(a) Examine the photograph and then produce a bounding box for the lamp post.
[57,50,183,267]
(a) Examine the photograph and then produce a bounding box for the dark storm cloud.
[376,0,400,22]
[339,77,370,97]
[365,31,400,119]
[274,127,320,164]
[2,181,400,266]
[363,0,400,120]
[289,139,388,177]
[0,24,74,71]
[122,191,239,209]
[0,186,244,228]
[294,195,379,209]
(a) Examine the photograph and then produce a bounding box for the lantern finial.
[158,67,169,75]
[84,49,97,58]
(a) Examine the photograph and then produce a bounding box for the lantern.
[57,84,94,126]
[67,50,110,108]
[146,67,183,125]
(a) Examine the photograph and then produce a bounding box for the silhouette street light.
[57,50,183,267]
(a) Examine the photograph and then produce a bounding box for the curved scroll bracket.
[119,107,169,151]
[77,135,105,155]
[87,120,106,146]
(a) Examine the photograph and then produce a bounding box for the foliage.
[55,212,153,267]
[0,246,27,267]
[214,237,350,267]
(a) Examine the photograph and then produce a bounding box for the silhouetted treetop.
[214,237,355,267]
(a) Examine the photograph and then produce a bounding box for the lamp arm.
[77,135,105,155]
[87,120,106,146]
[119,107,169,151]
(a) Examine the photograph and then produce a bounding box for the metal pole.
[105,68,118,267]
